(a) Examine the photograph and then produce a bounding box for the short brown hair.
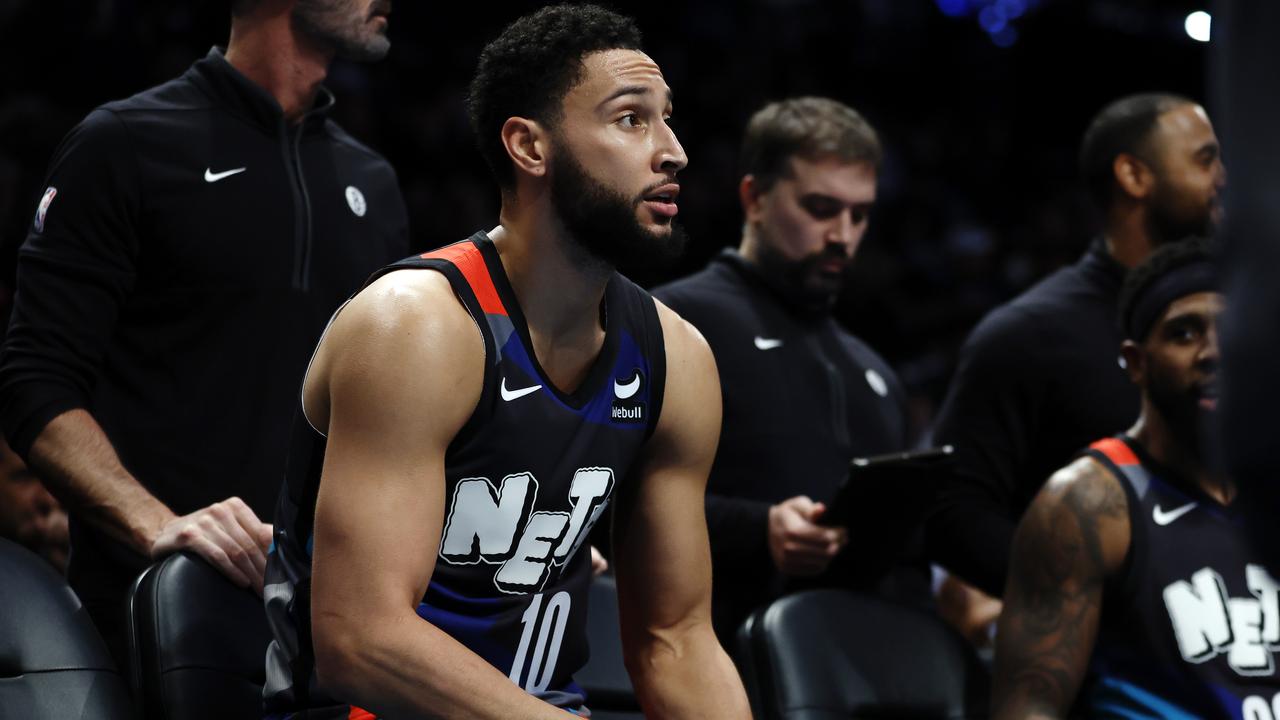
[739,97,882,191]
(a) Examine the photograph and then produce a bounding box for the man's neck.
[1129,410,1234,505]
[490,205,612,391]
[737,233,834,315]
[1102,206,1157,269]
[225,13,331,124]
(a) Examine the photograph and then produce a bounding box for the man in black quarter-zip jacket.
[654,97,925,643]
[927,93,1227,599]
[0,0,408,668]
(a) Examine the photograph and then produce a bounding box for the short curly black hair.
[467,4,644,190]
[1118,237,1217,341]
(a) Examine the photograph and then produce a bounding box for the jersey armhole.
[297,265,494,440]
[299,299,352,438]
[1082,443,1146,616]
[640,293,667,442]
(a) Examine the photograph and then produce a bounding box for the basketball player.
[993,239,1280,718]
[261,5,751,719]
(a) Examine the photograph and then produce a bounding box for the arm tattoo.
[992,460,1127,720]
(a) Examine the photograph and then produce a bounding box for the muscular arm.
[307,271,566,720]
[611,303,751,719]
[992,457,1130,720]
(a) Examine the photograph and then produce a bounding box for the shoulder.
[323,119,398,173]
[335,269,478,351]
[652,298,717,380]
[1018,455,1131,575]
[952,273,1082,378]
[1040,456,1128,517]
[651,262,740,315]
[58,107,135,155]
[100,71,212,117]
[314,269,484,400]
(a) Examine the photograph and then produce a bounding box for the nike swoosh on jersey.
[500,378,542,402]
[1153,502,1198,526]
[204,167,247,183]
[754,336,783,350]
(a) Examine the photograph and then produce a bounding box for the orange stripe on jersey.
[419,241,507,316]
[1089,437,1139,466]
[348,707,377,720]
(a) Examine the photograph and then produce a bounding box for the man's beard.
[1147,182,1216,246]
[752,234,846,312]
[1147,363,1207,458]
[549,146,686,273]
[293,0,391,62]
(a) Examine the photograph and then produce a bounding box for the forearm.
[317,612,570,720]
[626,622,751,720]
[27,408,173,554]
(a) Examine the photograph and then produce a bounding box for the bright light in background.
[1185,11,1212,42]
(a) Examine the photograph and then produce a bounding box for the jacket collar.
[1080,236,1129,296]
[712,248,833,321]
[187,47,336,134]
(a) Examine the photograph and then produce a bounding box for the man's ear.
[1113,153,1154,201]
[739,174,766,224]
[1120,339,1145,386]
[501,117,549,180]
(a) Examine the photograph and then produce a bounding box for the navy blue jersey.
[263,233,667,718]
[1081,436,1280,719]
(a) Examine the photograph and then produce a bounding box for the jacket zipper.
[805,330,851,450]
[283,120,313,292]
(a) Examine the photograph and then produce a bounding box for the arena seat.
[0,537,135,719]
[735,589,989,719]
[577,573,644,719]
[127,551,269,720]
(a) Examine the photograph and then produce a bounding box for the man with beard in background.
[993,238,1280,719]
[262,5,750,718]
[654,97,924,643]
[928,93,1227,602]
[0,0,408,668]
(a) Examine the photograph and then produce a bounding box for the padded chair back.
[0,537,135,719]
[127,552,270,720]
[575,573,643,719]
[735,589,989,720]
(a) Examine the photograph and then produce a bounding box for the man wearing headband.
[992,239,1280,718]
[929,94,1227,598]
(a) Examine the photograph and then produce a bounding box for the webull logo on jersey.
[1164,565,1280,675]
[438,467,614,594]
[611,369,645,424]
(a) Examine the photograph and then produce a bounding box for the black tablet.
[821,445,955,531]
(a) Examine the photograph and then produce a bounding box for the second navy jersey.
[1081,436,1280,719]
[263,232,667,717]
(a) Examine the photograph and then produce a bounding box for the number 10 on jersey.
[510,591,572,693]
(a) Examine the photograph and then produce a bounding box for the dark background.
[0,0,1213,436]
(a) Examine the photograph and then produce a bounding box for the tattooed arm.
[992,457,1131,720]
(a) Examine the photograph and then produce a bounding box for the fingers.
[150,497,273,594]
[783,512,845,549]
[185,531,254,588]
[590,545,609,577]
[222,497,272,574]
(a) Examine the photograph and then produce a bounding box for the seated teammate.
[993,238,1280,718]
[261,5,751,719]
